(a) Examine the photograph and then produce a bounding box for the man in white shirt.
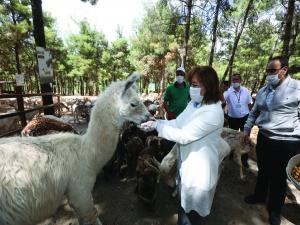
[223,73,252,167]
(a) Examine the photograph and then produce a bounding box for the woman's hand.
[140,120,158,132]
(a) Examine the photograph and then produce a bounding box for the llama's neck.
[82,102,124,173]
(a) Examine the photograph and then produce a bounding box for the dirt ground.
[41,118,300,225]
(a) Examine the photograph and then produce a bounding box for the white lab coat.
[157,101,230,216]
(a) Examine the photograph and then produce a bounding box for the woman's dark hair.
[187,66,221,104]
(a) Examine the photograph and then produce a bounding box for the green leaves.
[0,0,299,95]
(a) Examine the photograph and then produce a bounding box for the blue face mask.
[189,87,203,103]
[266,74,280,86]
[176,76,184,83]
[232,82,240,89]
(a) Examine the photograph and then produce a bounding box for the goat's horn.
[144,160,160,174]
[151,156,161,168]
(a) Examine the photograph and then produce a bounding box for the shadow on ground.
[39,121,299,225]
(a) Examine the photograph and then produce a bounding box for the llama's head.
[119,73,151,124]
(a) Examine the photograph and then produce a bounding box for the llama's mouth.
[123,113,150,125]
[126,118,143,125]
[141,115,151,123]
[133,117,148,125]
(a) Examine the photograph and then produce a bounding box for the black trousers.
[254,132,300,213]
[178,207,202,225]
[228,114,249,163]
[227,114,248,131]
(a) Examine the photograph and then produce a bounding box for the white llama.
[0,74,150,225]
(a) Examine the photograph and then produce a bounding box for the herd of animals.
[0,74,254,225]
[0,97,93,137]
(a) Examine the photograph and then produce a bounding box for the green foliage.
[66,20,108,85]
[234,19,276,83]
[0,0,32,75]
[0,0,299,95]
[103,38,133,82]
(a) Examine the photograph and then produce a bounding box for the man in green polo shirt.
[163,67,190,119]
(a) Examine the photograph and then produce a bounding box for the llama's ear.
[122,72,140,97]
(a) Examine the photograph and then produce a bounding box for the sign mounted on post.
[36,46,53,84]
[16,74,25,86]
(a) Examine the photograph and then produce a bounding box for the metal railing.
[0,93,60,137]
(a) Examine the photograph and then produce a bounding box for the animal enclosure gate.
[0,93,61,137]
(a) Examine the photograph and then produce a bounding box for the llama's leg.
[68,189,103,225]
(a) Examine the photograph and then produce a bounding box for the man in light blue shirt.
[241,56,300,225]
[224,73,252,167]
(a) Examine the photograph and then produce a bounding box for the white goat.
[221,127,254,179]
[160,127,254,189]
[0,74,150,225]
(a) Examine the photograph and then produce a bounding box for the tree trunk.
[34,72,39,93]
[67,78,70,95]
[31,0,54,114]
[80,77,84,96]
[96,81,100,95]
[9,0,22,75]
[88,79,93,96]
[52,72,56,94]
[77,80,80,94]
[14,43,21,74]
[69,78,72,95]
[250,68,259,93]
[289,13,299,57]
[85,78,89,95]
[60,76,64,95]
[10,1,26,126]
[208,0,221,66]
[72,77,75,95]
[183,0,192,68]
[282,0,295,58]
[222,0,254,82]
[29,75,33,94]
[56,75,60,94]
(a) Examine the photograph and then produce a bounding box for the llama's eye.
[130,103,137,107]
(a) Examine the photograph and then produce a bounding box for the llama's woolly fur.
[0,74,150,225]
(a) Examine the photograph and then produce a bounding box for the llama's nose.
[142,112,151,122]
[146,111,151,119]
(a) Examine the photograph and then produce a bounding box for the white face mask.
[189,87,203,103]
[232,82,240,89]
[176,76,184,84]
[266,74,280,86]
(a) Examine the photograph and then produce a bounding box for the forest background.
[0,0,299,96]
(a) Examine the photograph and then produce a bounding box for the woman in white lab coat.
[141,66,230,225]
